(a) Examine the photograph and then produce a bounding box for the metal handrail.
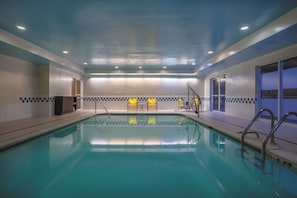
[95,98,110,117]
[95,116,110,130]
[187,123,201,145]
[261,112,297,166]
[187,83,201,117]
[241,108,275,152]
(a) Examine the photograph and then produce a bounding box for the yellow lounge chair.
[178,98,183,110]
[147,97,157,111]
[127,97,138,111]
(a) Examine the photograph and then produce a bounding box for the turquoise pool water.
[0,114,297,198]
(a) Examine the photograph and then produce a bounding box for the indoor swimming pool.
[0,114,297,198]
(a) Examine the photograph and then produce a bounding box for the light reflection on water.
[0,114,296,198]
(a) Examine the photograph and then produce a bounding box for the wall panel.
[83,77,204,111]
[203,43,297,119]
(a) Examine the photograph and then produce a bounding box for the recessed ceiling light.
[83,62,88,65]
[62,50,69,54]
[208,51,213,54]
[163,66,167,69]
[229,51,236,55]
[16,25,26,30]
[115,66,119,69]
[240,26,249,31]
[191,62,196,66]
[138,66,142,69]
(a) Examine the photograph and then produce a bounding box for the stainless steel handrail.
[187,123,201,145]
[95,97,110,117]
[261,112,297,166]
[187,83,201,117]
[241,108,275,152]
[95,116,110,130]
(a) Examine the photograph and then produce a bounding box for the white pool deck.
[0,109,296,168]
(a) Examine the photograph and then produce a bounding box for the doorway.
[210,77,225,112]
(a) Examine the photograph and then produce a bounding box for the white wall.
[49,63,81,96]
[49,63,82,115]
[84,77,203,96]
[0,54,47,121]
[204,43,297,119]
[2,43,297,121]
[83,77,204,111]
[0,54,83,121]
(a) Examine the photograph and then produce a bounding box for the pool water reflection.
[0,114,296,198]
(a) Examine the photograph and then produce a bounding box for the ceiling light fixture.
[115,66,119,69]
[191,62,196,66]
[138,66,142,69]
[16,25,26,30]
[83,62,88,65]
[208,51,213,54]
[229,51,236,55]
[240,26,249,31]
[163,66,167,69]
[62,50,69,54]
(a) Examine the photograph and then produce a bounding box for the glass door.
[210,78,225,112]
[211,78,219,111]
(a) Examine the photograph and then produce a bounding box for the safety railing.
[187,123,201,145]
[241,108,275,152]
[95,116,110,130]
[95,98,110,118]
[261,112,297,166]
[187,83,201,118]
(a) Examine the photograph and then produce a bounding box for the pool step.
[241,149,262,169]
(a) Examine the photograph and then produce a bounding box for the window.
[259,62,278,119]
[282,57,297,122]
[257,56,297,123]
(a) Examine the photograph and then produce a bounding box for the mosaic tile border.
[18,96,256,104]
[225,97,257,104]
[83,96,179,102]
[19,96,55,103]
[82,96,205,102]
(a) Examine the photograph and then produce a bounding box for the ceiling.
[1,0,297,77]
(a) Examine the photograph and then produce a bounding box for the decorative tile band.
[188,97,256,104]
[18,96,205,104]
[82,96,205,102]
[18,96,255,104]
[19,96,55,103]
[225,97,257,104]
[83,96,178,102]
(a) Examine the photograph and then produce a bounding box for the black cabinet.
[55,96,76,115]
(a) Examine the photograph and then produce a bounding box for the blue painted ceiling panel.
[0,0,297,75]
[0,41,49,65]
[197,23,297,76]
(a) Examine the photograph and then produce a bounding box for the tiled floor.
[0,109,296,168]
[187,111,297,168]
[0,110,95,150]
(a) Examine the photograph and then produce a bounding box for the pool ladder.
[241,109,297,167]
[187,83,201,118]
[241,108,275,152]
[261,112,297,165]
[95,98,110,117]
